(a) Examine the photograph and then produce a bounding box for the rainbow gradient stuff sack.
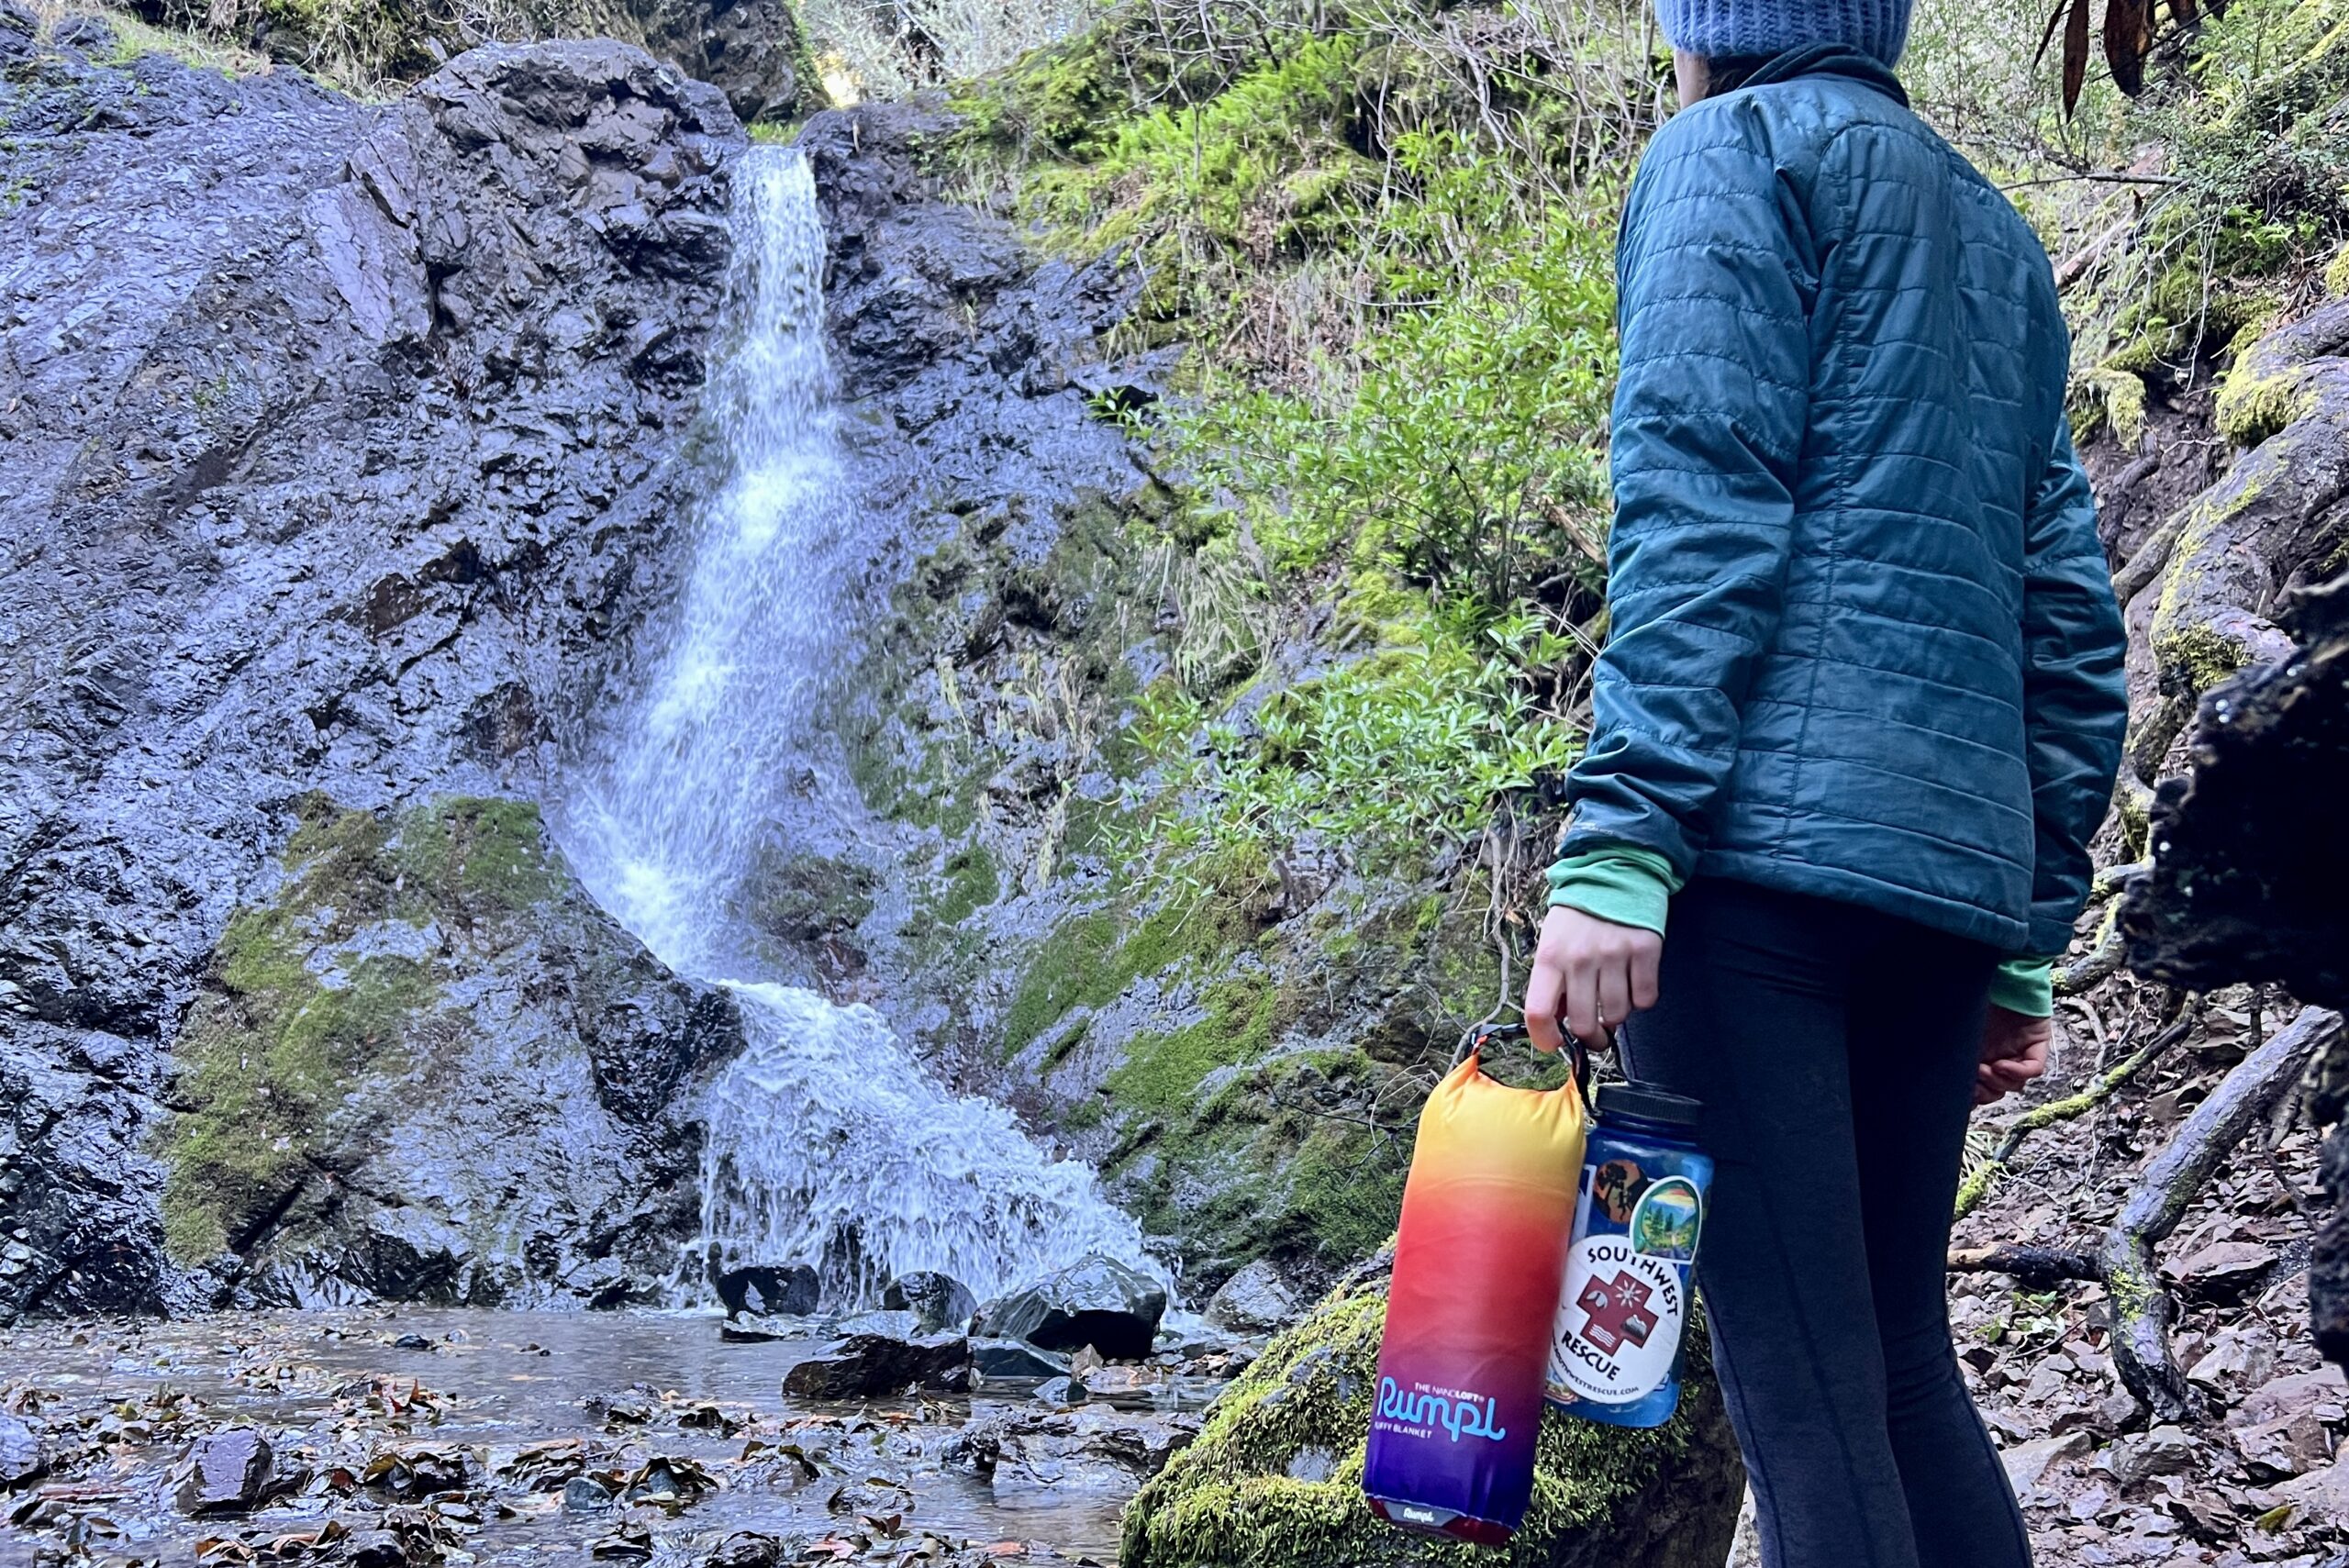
[1363,1042,1587,1544]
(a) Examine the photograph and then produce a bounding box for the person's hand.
[1523,905,1663,1054]
[1976,1006,2052,1106]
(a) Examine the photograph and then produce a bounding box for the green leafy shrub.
[1129,609,1582,877]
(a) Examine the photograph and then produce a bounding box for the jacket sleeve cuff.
[1545,845,1683,936]
[1988,956,2055,1018]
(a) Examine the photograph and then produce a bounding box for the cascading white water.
[561,148,1149,1307]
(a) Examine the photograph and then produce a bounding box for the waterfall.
[560,148,1149,1307]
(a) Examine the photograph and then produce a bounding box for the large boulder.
[718,1262,820,1319]
[1120,1253,1745,1568]
[1205,1259,1299,1334]
[884,1270,978,1332]
[974,1254,1167,1361]
[783,1329,971,1397]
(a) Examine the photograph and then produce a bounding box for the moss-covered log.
[1120,1251,1744,1568]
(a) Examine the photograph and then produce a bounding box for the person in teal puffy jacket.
[1520,3,2129,1563]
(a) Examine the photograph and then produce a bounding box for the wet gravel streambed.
[0,1309,1221,1568]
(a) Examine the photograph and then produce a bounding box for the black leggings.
[1619,877,2032,1568]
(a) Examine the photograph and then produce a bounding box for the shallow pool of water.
[0,1307,1197,1567]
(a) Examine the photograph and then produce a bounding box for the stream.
[0,1307,1201,1566]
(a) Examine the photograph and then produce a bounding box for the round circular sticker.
[1545,1235,1686,1405]
[1631,1176,1702,1262]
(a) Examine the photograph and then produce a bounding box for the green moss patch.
[1108,1042,1405,1273]
[158,794,562,1262]
[932,843,1001,929]
[1103,973,1280,1115]
[1000,894,1260,1059]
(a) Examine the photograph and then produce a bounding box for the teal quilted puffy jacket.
[1558,48,2130,955]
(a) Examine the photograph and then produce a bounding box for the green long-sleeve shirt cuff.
[1989,956,2055,1018]
[1548,849,2058,1016]
[1545,845,1682,936]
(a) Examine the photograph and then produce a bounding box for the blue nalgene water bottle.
[1544,1082,1711,1429]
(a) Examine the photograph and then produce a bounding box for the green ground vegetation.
[158,795,561,1262]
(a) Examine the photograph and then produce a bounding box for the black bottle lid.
[1595,1081,1702,1131]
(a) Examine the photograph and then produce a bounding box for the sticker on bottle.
[1630,1176,1702,1261]
[1544,1176,1701,1406]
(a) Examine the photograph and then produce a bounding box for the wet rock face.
[796,99,1472,1295]
[0,34,745,1319]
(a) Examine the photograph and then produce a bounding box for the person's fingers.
[1630,940,1662,1012]
[1993,1035,2050,1082]
[1596,961,1631,1042]
[1564,957,1602,1048]
[1524,956,1564,1056]
[1983,1023,2029,1062]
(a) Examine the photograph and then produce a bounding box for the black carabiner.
[1473,1020,1591,1111]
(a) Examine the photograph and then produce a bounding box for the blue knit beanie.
[1653,0,1915,66]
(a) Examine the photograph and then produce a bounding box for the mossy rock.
[1122,1252,1745,1568]
[738,850,879,944]
[158,793,735,1302]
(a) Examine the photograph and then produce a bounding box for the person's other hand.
[1976,1006,2052,1106]
[1524,905,1663,1054]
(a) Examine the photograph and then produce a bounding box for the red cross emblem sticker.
[1576,1269,1659,1356]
